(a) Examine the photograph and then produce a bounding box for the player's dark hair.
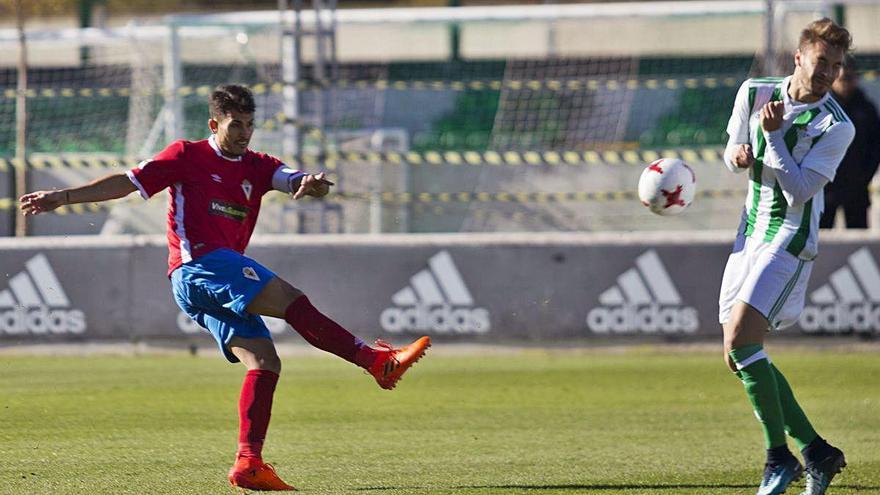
[209,84,256,119]
[799,18,852,53]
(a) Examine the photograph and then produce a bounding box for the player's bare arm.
[292,171,334,200]
[19,173,137,215]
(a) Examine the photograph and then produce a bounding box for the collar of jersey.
[781,75,829,119]
[208,135,244,162]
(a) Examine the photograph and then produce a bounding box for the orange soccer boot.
[368,336,431,390]
[228,457,296,491]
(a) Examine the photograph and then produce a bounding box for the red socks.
[237,369,279,460]
[284,295,378,369]
[236,296,378,460]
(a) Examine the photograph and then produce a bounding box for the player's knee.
[723,331,738,354]
[722,319,740,350]
[258,353,282,374]
[724,314,760,349]
[275,278,304,303]
[723,352,738,373]
[721,323,746,372]
[720,336,736,371]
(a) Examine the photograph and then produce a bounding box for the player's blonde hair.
[798,18,852,53]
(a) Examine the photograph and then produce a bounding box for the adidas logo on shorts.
[800,247,880,334]
[586,250,698,334]
[0,254,87,335]
[380,250,490,334]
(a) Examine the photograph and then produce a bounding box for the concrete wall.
[1,232,878,351]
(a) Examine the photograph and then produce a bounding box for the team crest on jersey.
[242,267,260,281]
[241,180,253,201]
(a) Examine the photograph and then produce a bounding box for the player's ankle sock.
[284,295,375,368]
[766,445,796,466]
[729,344,787,449]
[354,345,381,369]
[237,369,279,460]
[771,363,818,450]
[801,435,831,465]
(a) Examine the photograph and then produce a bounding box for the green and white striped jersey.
[726,76,855,260]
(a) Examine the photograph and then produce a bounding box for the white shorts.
[718,235,813,330]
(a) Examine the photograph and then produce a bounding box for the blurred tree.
[1,0,419,16]
[0,0,75,16]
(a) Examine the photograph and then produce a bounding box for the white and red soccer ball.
[637,158,696,216]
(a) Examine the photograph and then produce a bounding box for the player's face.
[795,41,845,98]
[211,110,255,157]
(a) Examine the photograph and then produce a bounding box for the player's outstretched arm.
[19,172,138,215]
[292,172,334,200]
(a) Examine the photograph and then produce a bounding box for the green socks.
[730,345,819,450]
[771,363,818,450]
[729,344,787,449]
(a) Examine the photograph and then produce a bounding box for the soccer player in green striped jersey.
[718,18,854,495]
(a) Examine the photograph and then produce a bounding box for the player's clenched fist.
[733,144,755,169]
[760,101,784,132]
[19,190,65,215]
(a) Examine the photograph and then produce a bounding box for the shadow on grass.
[352,483,880,492]
[467,484,880,491]
[352,485,751,492]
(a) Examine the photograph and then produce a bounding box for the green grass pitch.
[0,347,878,494]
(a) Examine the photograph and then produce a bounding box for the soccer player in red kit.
[20,84,431,491]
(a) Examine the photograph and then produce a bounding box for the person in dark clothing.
[820,56,880,229]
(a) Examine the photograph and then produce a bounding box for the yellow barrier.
[3,72,878,98]
[0,188,745,213]
[0,148,723,170]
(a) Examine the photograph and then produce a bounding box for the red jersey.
[127,137,291,275]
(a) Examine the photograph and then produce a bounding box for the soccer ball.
[637,158,696,216]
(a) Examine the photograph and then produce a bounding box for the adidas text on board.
[586,304,698,334]
[0,306,86,335]
[0,254,88,335]
[380,304,490,334]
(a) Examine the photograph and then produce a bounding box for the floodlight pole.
[79,0,107,66]
[14,0,28,237]
[449,0,461,62]
[833,4,845,27]
[764,0,777,76]
[163,25,183,146]
[279,0,303,164]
